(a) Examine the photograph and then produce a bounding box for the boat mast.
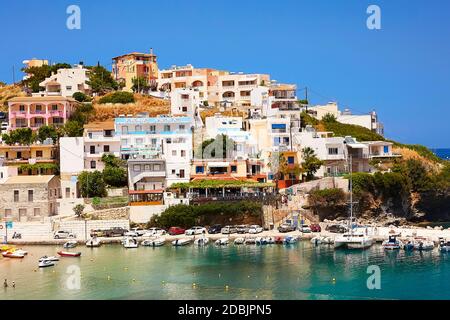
[349,155,353,235]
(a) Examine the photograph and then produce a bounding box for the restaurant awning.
[207,162,230,168]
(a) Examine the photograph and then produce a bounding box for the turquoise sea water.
[1,243,450,300]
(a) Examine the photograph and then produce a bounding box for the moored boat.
[234,237,245,245]
[1,250,25,258]
[382,235,403,250]
[334,231,373,249]
[172,238,192,246]
[63,240,78,249]
[255,237,267,245]
[142,237,165,247]
[413,237,434,251]
[439,239,450,252]
[215,238,229,246]
[403,240,414,251]
[194,237,209,246]
[39,259,56,268]
[57,251,81,257]
[283,235,298,245]
[39,256,59,262]
[86,237,101,247]
[0,245,14,252]
[244,237,256,245]
[123,237,139,249]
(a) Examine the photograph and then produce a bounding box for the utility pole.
[305,86,308,111]
[12,66,16,84]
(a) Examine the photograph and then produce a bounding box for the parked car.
[130,227,146,236]
[278,223,296,233]
[236,225,250,234]
[90,229,106,237]
[168,226,186,235]
[143,227,167,237]
[248,225,263,234]
[104,227,128,237]
[53,230,75,239]
[326,224,348,233]
[207,224,222,234]
[298,225,312,233]
[221,225,237,234]
[185,226,207,235]
[310,224,321,232]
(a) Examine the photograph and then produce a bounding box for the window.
[34,208,40,216]
[328,148,338,155]
[133,164,141,172]
[179,124,185,130]
[36,105,42,112]
[5,209,11,217]
[103,145,110,152]
[287,156,295,164]
[19,208,26,218]
[171,169,176,174]
[181,150,186,157]
[149,125,156,132]
[28,190,33,202]
[135,138,144,145]
[66,86,72,90]
[153,164,161,171]
[179,169,185,178]
[90,161,96,169]
[231,165,237,173]
[19,105,25,112]
[90,145,96,154]
[135,125,142,132]
[104,130,112,137]
[122,126,128,134]
[196,166,204,174]
[121,139,128,146]
[14,190,19,202]
[151,138,157,146]
[36,150,43,158]
[182,107,188,112]
[144,164,150,171]
[52,105,58,111]
[383,145,389,154]
[65,187,70,198]
[172,150,177,156]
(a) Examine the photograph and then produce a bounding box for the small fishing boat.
[123,237,139,249]
[382,235,403,250]
[274,236,284,244]
[311,236,322,245]
[413,238,434,251]
[63,240,78,249]
[194,237,209,246]
[265,236,275,244]
[57,251,81,257]
[403,240,415,251]
[0,245,14,252]
[439,239,450,252]
[172,238,192,246]
[38,256,59,262]
[234,237,245,245]
[215,238,229,246]
[86,237,101,247]
[255,237,267,245]
[1,250,25,259]
[38,259,56,268]
[142,237,165,247]
[283,235,298,245]
[244,237,256,245]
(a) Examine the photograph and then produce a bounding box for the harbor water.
[1,242,450,300]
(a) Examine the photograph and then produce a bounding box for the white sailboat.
[334,156,373,250]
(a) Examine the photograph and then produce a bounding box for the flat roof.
[115,116,193,125]
[3,175,55,184]
[112,52,156,60]
[8,96,77,103]
[83,121,115,130]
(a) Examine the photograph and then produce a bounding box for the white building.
[170,88,201,118]
[293,126,347,177]
[59,137,84,203]
[36,64,91,97]
[307,102,340,120]
[338,109,384,136]
[83,121,121,171]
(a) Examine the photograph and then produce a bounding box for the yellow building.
[111,50,159,92]
[0,143,57,175]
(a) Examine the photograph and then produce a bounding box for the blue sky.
[0,0,449,147]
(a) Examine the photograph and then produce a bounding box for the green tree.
[131,76,150,93]
[37,125,59,143]
[2,128,36,145]
[101,153,124,167]
[73,204,85,218]
[21,63,71,92]
[98,91,135,104]
[72,92,90,102]
[86,65,118,95]
[78,171,107,198]
[301,147,323,181]
[102,166,127,187]
[63,120,84,137]
[322,113,337,122]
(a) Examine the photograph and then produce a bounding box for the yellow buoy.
[225,285,229,290]
[107,275,111,280]
[132,279,136,282]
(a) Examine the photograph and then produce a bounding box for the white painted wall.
[60,137,84,174]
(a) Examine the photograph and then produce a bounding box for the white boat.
[215,238,229,246]
[333,156,373,250]
[413,238,434,251]
[123,237,139,249]
[1,251,25,258]
[265,236,275,244]
[334,231,373,249]
[86,237,101,247]
[234,237,245,245]
[255,237,266,245]
[63,240,77,249]
[382,235,403,250]
[244,237,256,245]
[311,236,322,245]
[172,238,192,246]
[39,256,59,262]
[12,249,28,255]
[142,237,165,247]
[194,237,209,246]
[39,259,56,268]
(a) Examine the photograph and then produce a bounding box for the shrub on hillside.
[98,92,135,104]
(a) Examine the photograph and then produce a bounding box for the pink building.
[8,96,79,130]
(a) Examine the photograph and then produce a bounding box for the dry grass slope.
[0,84,26,111]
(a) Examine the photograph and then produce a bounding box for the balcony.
[10,111,27,118]
[49,110,65,117]
[85,151,120,158]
